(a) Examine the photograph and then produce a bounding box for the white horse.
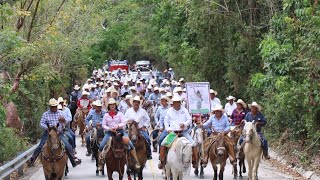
[165,137,193,180]
[191,127,206,179]
[243,121,262,180]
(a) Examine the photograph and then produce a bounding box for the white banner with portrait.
[185,82,211,114]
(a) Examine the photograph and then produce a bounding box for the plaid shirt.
[230,109,247,126]
[40,110,66,133]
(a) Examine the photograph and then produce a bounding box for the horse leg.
[242,158,246,173]
[107,169,113,180]
[253,157,260,180]
[138,168,143,180]
[247,159,252,180]
[212,164,218,180]
[219,162,226,180]
[239,160,243,179]
[127,168,132,180]
[233,162,237,179]
[65,163,69,177]
[200,163,204,179]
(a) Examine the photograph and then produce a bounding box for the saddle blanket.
[163,132,177,148]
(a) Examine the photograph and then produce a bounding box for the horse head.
[112,132,125,159]
[128,121,139,143]
[243,122,256,143]
[47,123,60,150]
[230,125,243,142]
[215,133,227,157]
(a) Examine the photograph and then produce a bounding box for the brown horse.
[208,133,229,180]
[142,101,156,129]
[73,108,88,146]
[230,125,246,179]
[127,121,148,180]
[98,133,127,180]
[40,124,68,180]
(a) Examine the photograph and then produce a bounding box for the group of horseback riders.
[27,67,270,178]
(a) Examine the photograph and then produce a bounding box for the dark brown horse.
[73,109,88,146]
[40,124,68,180]
[90,126,105,176]
[127,121,148,180]
[98,133,127,180]
[230,125,246,179]
[208,133,229,180]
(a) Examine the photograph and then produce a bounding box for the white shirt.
[210,97,221,109]
[225,102,237,116]
[164,107,192,131]
[125,107,150,129]
[118,100,129,114]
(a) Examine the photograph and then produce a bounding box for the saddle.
[100,135,130,159]
[163,131,183,148]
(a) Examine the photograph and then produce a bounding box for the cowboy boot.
[158,146,167,169]
[130,149,141,169]
[192,147,199,168]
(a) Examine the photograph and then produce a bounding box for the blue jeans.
[32,131,49,159]
[158,130,168,147]
[68,128,76,148]
[140,130,151,144]
[238,132,268,153]
[99,130,134,151]
[64,130,75,149]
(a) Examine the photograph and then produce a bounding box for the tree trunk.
[4,102,22,133]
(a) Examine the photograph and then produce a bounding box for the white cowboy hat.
[183,88,186,92]
[136,80,142,84]
[108,98,118,106]
[166,92,173,98]
[113,82,119,86]
[81,91,90,96]
[153,87,159,91]
[87,78,92,82]
[165,81,171,85]
[74,85,80,90]
[95,100,103,107]
[147,85,152,89]
[236,99,247,108]
[90,84,96,88]
[83,84,90,90]
[92,100,96,106]
[159,87,165,92]
[130,96,141,105]
[248,102,262,112]
[226,95,236,101]
[160,95,171,103]
[171,95,182,102]
[212,104,225,113]
[99,82,104,86]
[58,104,63,110]
[129,86,136,91]
[209,89,218,95]
[48,98,59,106]
[169,68,172,70]
[106,87,113,93]
[57,97,64,103]
[175,87,183,92]
[179,78,185,82]
[125,95,132,100]
[123,82,129,86]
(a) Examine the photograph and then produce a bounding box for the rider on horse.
[158,95,199,169]
[148,87,160,105]
[155,95,171,149]
[77,91,91,112]
[28,98,81,167]
[125,96,152,160]
[200,104,237,166]
[98,98,141,169]
[85,100,105,156]
[237,102,270,159]
[57,97,76,150]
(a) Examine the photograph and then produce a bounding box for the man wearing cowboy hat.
[118,93,130,114]
[85,100,106,156]
[77,91,91,111]
[120,81,130,95]
[58,97,76,149]
[148,86,161,105]
[28,98,81,167]
[144,85,153,100]
[210,89,221,109]
[225,95,237,117]
[70,85,81,102]
[238,102,270,159]
[200,104,237,166]
[125,96,152,160]
[154,95,171,153]
[158,95,199,169]
[89,84,100,101]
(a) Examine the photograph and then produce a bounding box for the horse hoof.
[200,174,204,179]
[243,168,246,173]
[239,176,243,179]
[194,169,199,176]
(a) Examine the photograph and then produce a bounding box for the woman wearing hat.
[99,98,141,169]
[200,104,237,166]
[125,96,152,160]
[238,102,270,159]
[84,100,106,156]
[230,99,248,126]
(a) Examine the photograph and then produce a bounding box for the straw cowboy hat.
[248,102,262,112]
[175,87,183,92]
[130,96,142,105]
[81,91,90,96]
[48,98,59,106]
[153,87,159,91]
[212,104,225,113]
[236,99,247,108]
[160,95,171,103]
[57,97,64,103]
[171,95,182,102]
[125,95,132,100]
[226,95,236,101]
[92,100,96,106]
[129,86,136,91]
[95,100,103,107]
[74,85,80,90]
[107,98,117,106]
[209,89,218,95]
[179,78,185,82]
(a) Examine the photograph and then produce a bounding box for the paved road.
[21,135,297,180]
